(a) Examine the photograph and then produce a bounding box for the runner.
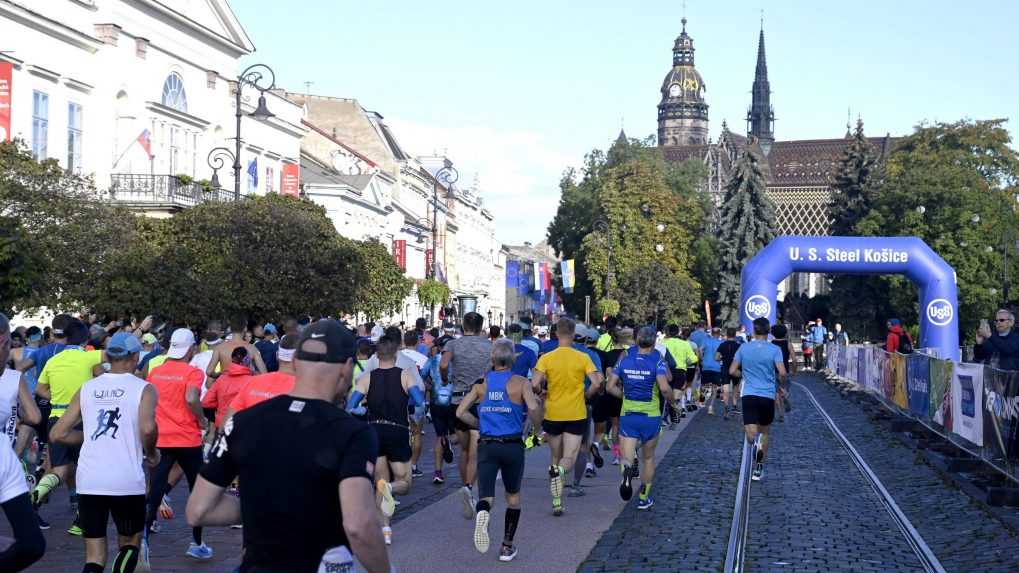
[423,337,455,484]
[440,312,492,519]
[32,318,104,535]
[201,346,254,432]
[50,332,158,573]
[506,323,537,379]
[699,328,723,415]
[187,319,391,573]
[254,323,280,373]
[456,340,542,562]
[715,328,743,419]
[594,328,629,465]
[347,334,426,545]
[227,334,298,417]
[400,330,429,478]
[531,317,603,516]
[606,327,675,509]
[770,324,797,422]
[596,317,617,352]
[0,313,46,571]
[729,317,787,481]
[206,316,266,383]
[144,328,213,560]
[571,325,603,494]
[662,324,697,421]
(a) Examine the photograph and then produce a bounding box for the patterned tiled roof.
[765,136,897,186]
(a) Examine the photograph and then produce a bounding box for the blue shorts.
[619,414,661,444]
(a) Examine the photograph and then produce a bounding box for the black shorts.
[449,400,477,434]
[477,440,525,498]
[431,404,457,437]
[542,419,588,436]
[592,393,622,423]
[371,423,412,463]
[78,494,145,538]
[47,417,80,467]
[33,398,51,444]
[668,369,685,390]
[701,370,721,386]
[741,396,775,427]
[685,367,697,385]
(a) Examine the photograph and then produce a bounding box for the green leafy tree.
[717,144,778,327]
[856,119,1019,339]
[618,261,699,326]
[0,216,45,315]
[353,239,414,321]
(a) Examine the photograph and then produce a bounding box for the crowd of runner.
[0,309,793,571]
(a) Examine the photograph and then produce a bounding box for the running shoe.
[611,456,620,466]
[499,544,518,562]
[552,496,563,517]
[378,479,396,518]
[584,463,596,478]
[67,518,82,536]
[432,470,445,484]
[548,465,564,499]
[411,465,424,478]
[751,463,763,481]
[619,465,634,501]
[590,444,604,468]
[600,433,611,449]
[36,514,50,530]
[473,509,490,553]
[679,409,687,419]
[185,542,214,560]
[441,437,454,464]
[149,521,161,534]
[637,496,655,510]
[382,526,393,546]
[567,484,586,497]
[460,486,475,519]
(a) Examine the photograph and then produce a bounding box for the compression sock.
[504,507,521,544]
[32,473,60,505]
[83,563,104,573]
[685,389,693,402]
[475,499,491,513]
[69,489,78,513]
[112,545,139,573]
[192,527,202,545]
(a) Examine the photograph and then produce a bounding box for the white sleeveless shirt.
[77,373,149,495]
[0,368,20,446]
[0,368,27,503]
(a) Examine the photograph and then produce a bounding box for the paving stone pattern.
[744,382,923,572]
[803,374,1019,573]
[578,410,744,573]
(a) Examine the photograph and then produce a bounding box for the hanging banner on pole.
[281,163,300,197]
[532,261,542,291]
[0,62,11,143]
[560,260,575,294]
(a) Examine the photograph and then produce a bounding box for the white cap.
[166,328,196,359]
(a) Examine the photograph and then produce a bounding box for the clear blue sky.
[232,0,1019,245]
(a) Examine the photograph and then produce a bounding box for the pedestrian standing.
[809,318,828,370]
[975,310,1018,371]
[456,340,543,562]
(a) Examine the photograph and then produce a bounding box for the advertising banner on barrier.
[907,353,930,418]
[869,348,883,393]
[891,353,908,409]
[952,362,984,446]
[984,369,1019,463]
[930,358,953,431]
[855,347,867,387]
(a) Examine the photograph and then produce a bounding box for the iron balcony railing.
[109,174,236,208]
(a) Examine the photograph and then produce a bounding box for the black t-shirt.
[602,348,625,374]
[717,340,742,373]
[201,395,379,572]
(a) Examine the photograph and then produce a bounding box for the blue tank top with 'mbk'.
[479,370,525,438]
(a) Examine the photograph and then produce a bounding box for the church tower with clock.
[657,18,709,146]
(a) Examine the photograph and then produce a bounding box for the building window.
[160,72,188,113]
[32,91,49,159]
[67,102,83,173]
[169,126,179,174]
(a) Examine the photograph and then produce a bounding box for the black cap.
[64,319,90,346]
[296,320,356,364]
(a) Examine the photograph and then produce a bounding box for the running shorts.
[542,418,587,436]
[430,404,457,437]
[47,417,80,467]
[371,423,412,463]
[477,440,525,498]
[701,370,721,386]
[741,396,775,427]
[78,494,145,538]
[619,414,661,444]
[685,367,697,385]
[592,393,622,424]
[33,398,51,444]
[669,369,685,391]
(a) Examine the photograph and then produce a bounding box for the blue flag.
[247,158,259,190]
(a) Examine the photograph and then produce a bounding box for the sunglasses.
[995,318,1012,322]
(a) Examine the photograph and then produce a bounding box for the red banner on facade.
[393,240,407,271]
[425,249,433,277]
[0,62,12,142]
[280,163,300,197]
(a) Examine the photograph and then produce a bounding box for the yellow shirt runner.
[535,347,597,421]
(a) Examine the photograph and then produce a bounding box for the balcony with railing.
[108,174,236,209]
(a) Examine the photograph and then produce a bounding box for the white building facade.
[0,0,303,214]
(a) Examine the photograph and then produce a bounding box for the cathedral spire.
[746,20,775,147]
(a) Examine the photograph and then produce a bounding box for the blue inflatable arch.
[740,236,960,361]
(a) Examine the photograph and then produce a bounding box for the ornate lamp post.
[431,160,458,279]
[206,64,277,200]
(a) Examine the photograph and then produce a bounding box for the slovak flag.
[136,129,152,158]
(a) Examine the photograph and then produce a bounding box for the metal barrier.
[825,343,1019,484]
[723,437,754,573]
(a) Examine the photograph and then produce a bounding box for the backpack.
[897,332,914,355]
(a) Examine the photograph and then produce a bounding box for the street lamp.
[220,63,277,200]
[431,159,458,280]
[207,146,235,194]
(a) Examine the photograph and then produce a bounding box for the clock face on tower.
[669,84,681,97]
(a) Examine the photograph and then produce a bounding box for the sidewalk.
[378,412,696,573]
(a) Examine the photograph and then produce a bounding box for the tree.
[618,261,699,326]
[0,215,44,315]
[856,119,1019,339]
[716,144,778,327]
[352,239,414,321]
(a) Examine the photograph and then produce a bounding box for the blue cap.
[263,323,278,335]
[889,318,901,326]
[107,332,142,358]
